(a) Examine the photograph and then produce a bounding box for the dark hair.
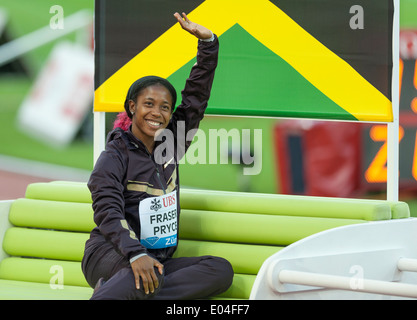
[124,76,177,119]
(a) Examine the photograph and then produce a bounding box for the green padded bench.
[0,181,410,300]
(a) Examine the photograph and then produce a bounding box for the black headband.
[124,76,177,118]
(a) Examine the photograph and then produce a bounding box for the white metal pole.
[398,258,417,273]
[93,111,106,165]
[278,270,417,299]
[387,0,400,202]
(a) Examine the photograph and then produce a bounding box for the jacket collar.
[124,126,148,152]
[125,126,165,155]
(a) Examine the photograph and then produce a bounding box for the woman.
[81,12,234,300]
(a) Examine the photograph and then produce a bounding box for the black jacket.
[85,36,219,262]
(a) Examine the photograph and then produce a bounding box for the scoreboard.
[362,31,417,190]
[276,31,417,197]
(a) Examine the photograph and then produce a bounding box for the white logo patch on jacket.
[139,191,177,249]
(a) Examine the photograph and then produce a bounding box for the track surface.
[0,170,52,200]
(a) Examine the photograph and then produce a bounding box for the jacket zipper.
[131,137,167,196]
[148,153,166,195]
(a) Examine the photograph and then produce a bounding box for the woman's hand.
[131,255,164,294]
[174,12,213,40]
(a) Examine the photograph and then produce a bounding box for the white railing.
[397,258,417,273]
[278,258,417,299]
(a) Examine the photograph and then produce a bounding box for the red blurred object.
[274,120,362,198]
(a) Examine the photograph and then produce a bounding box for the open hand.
[131,255,164,294]
[174,12,213,40]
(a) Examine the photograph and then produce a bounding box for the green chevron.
[168,24,357,120]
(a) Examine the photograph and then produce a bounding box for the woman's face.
[129,84,173,149]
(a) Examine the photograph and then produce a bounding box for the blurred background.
[0,0,417,218]
[0,0,94,198]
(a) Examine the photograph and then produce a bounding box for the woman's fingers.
[142,271,154,294]
[131,256,164,294]
[134,270,155,294]
[142,266,161,294]
[150,270,159,292]
[181,12,190,23]
[174,12,188,29]
[154,259,164,275]
[174,11,212,39]
[134,269,140,290]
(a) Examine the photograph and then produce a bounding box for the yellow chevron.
[94,0,393,122]
[94,0,235,113]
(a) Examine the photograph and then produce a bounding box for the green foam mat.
[9,198,95,232]
[0,257,89,287]
[3,228,89,261]
[0,279,92,300]
[22,182,408,221]
[216,274,256,299]
[387,201,411,219]
[179,210,366,246]
[25,182,92,203]
[174,239,282,275]
[180,189,392,221]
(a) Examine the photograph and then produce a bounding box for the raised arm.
[169,13,219,159]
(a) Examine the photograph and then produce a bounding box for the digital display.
[362,56,417,188]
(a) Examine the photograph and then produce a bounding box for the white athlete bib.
[139,191,178,249]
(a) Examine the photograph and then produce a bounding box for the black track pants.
[81,242,234,300]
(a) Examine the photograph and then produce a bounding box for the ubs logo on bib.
[163,194,176,207]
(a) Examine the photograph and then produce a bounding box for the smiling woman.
[81,12,234,300]
[125,77,176,153]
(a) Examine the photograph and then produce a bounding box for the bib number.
[139,191,177,249]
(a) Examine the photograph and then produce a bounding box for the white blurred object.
[0,9,92,67]
[17,41,94,147]
[400,30,417,59]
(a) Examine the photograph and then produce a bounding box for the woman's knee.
[205,256,234,292]
[91,267,164,300]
